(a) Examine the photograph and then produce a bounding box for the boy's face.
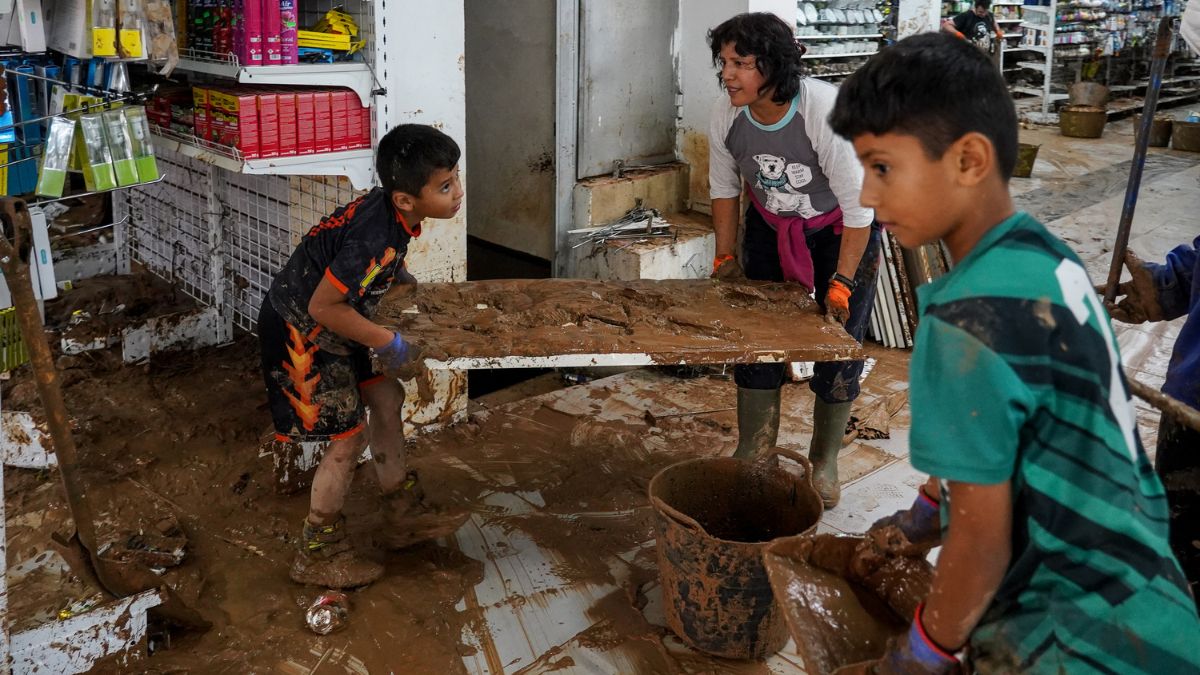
[852,132,964,249]
[394,165,464,220]
[973,5,989,16]
[718,42,769,108]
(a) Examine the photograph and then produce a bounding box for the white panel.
[577,0,679,179]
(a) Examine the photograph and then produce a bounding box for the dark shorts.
[1157,414,1200,605]
[258,298,384,442]
[733,206,882,403]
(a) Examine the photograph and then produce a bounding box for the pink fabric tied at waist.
[749,190,844,292]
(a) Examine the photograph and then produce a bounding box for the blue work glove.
[372,332,412,370]
[870,603,960,675]
[869,488,942,549]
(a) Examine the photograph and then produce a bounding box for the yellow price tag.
[119,28,144,58]
[93,27,117,56]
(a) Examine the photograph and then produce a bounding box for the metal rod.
[1105,17,1174,304]
[0,96,141,133]
[29,174,167,207]
[6,69,134,100]
[1125,370,1200,433]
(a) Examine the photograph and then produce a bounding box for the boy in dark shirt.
[260,124,468,588]
[827,34,1199,673]
[943,0,1003,54]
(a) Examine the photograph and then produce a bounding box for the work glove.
[372,332,412,371]
[825,278,853,326]
[386,341,449,382]
[868,487,942,551]
[1097,249,1164,324]
[711,253,747,281]
[834,604,961,675]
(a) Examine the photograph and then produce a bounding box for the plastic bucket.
[1013,143,1041,178]
[1134,114,1174,148]
[1172,120,1200,152]
[649,448,823,660]
[1060,105,1107,138]
[1068,82,1110,108]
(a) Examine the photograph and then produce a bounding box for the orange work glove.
[825,278,853,326]
[711,253,746,281]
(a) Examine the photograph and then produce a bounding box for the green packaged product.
[103,109,139,186]
[36,117,76,198]
[123,107,159,182]
[79,114,117,192]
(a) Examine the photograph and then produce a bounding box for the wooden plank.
[375,279,863,369]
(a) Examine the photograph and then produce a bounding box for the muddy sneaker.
[290,517,384,588]
[380,471,471,550]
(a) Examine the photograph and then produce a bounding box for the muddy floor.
[2,113,1197,674]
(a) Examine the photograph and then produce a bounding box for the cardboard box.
[209,88,260,158]
[313,90,332,154]
[330,89,351,152]
[256,89,280,158]
[295,90,315,155]
[357,104,371,149]
[276,90,297,156]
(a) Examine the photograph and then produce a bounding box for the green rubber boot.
[809,399,853,508]
[732,387,781,460]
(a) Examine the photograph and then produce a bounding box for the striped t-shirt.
[909,211,1200,673]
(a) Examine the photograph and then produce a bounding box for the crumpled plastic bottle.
[305,590,350,635]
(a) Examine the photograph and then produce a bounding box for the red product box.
[276,90,298,156]
[356,105,371,148]
[211,88,261,159]
[256,89,281,159]
[295,91,316,155]
[313,90,333,154]
[193,107,211,142]
[330,89,352,152]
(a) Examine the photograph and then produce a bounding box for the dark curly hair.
[707,13,805,105]
[829,33,1018,178]
[376,124,461,197]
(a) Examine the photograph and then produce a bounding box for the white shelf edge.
[1016,60,1048,71]
[798,33,883,40]
[998,18,1024,23]
[151,133,377,190]
[174,59,377,107]
[802,50,879,60]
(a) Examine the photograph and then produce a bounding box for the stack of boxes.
[157,85,370,159]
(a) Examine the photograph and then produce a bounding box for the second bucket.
[649,448,824,660]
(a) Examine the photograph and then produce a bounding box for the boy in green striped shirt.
[825,34,1200,673]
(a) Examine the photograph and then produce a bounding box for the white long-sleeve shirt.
[708,77,873,229]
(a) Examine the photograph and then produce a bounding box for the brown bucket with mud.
[763,533,935,674]
[1134,114,1174,148]
[1013,143,1040,178]
[1059,105,1107,138]
[649,448,823,660]
[1172,120,1200,152]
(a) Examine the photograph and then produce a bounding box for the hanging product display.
[103,108,139,186]
[35,116,75,198]
[124,106,160,182]
[78,112,118,192]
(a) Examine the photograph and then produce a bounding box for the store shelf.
[799,33,883,40]
[802,50,879,59]
[150,128,375,190]
[1017,60,1048,71]
[174,53,378,107]
[998,18,1024,23]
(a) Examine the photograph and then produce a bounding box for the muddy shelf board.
[375,279,863,369]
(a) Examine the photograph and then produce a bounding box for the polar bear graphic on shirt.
[752,153,819,217]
